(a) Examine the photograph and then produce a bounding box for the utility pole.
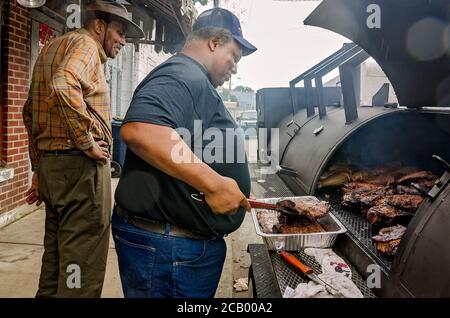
[228,76,232,101]
[228,76,241,101]
[214,0,220,7]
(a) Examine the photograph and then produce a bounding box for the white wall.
[106,44,171,119]
[134,44,170,85]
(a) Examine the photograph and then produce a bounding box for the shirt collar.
[176,52,219,85]
[78,28,108,64]
[177,53,208,76]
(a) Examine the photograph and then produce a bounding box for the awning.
[128,0,197,53]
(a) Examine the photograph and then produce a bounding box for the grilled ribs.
[276,199,296,211]
[391,166,420,179]
[359,187,396,211]
[366,205,413,226]
[255,210,326,235]
[342,182,425,215]
[379,194,424,212]
[412,179,437,189]
[397,171,438,185]
[277,198,330,220]
[372,225,406,256]
[342,183,385,209]
[274,197,330,234]
[342,182,383,194]
[317,171,352,188]
[364,174,396,186]
[396,185,421,195]
[274,217,325,234]
[318,166,436,256]
[257,197,329,234]
[256,211,279,234]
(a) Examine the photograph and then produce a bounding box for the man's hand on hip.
[204,176,251,215]
[83,140,110,165]
[25,172,43,206]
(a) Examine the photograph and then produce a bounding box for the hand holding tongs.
[191,193,298,216]
[279,251,342,296]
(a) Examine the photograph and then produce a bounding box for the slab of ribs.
[257,198,330,234]
[320,163,439,256]
[372,225,407,256]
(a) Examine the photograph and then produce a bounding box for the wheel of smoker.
[111,161,122,178]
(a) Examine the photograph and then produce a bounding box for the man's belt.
[42,149,84,156]
[115,206,215,241]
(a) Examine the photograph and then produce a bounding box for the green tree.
[230,94,238,103]
[219,88,239,104]
[234,85,254,93]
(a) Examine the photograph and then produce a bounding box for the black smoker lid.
[304,0,450,108]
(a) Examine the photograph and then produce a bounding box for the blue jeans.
[111,209,226,298]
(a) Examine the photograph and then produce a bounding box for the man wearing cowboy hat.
[23,0,143,297]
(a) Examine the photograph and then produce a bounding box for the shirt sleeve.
[123,76,194,129]
[22,94,41,172]
[49,36,99,150]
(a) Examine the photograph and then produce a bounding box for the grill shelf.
[315,187,393,271]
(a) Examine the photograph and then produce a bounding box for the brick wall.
[0,0,31,214]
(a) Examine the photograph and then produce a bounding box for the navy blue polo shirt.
[114,53,251,236]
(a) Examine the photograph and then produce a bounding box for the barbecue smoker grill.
[257,0,450,297]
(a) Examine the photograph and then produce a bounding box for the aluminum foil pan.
[251,196,347,251]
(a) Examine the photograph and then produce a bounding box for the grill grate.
[271,250,377,298]
[250,163,393,271]
[315,188,393,271]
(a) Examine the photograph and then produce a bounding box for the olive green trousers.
[36,153,111,298]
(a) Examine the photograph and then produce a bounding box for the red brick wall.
[0,0,31,214]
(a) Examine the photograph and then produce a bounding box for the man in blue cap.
[112,8,257,298]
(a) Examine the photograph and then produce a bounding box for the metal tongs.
[279,251,342,297]
[246,200,299,216]
[191,193,299,216]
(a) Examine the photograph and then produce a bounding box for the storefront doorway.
[30,8,64,75]
[27,6,65,182]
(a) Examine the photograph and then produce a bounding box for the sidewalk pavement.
[0,198,123,297]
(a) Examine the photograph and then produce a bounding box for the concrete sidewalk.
[0,177,262,298]
[0,206,123,297]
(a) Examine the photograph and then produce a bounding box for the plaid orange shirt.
[23,28,112,171]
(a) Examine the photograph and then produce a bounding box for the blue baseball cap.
[193,8,257,56]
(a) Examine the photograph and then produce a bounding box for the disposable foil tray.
[251,196,347,251]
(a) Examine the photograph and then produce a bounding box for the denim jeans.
[111,209,226,298]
